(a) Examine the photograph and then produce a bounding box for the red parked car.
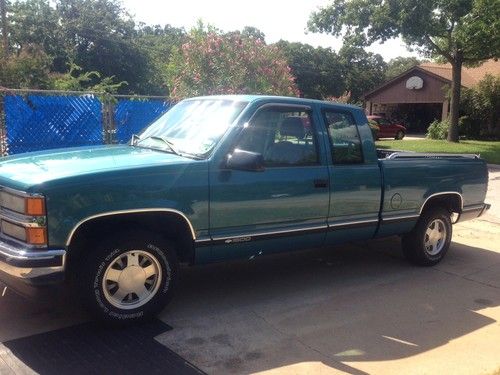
[367,115,406,140]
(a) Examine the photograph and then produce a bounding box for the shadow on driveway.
[156,237,500,374]
[1,236,499,374]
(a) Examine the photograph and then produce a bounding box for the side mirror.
[226,149,265,172]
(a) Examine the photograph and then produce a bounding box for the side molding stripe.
[381,214,420,223]
[207,225,327,246]
[196,219,383,247]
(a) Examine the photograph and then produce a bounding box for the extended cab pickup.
[0,95,490,322]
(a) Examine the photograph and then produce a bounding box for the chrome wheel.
[102,250,162,310]
[424,219,447,256]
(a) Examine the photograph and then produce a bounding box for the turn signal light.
[26,197,45,216]
[26,227,47,245]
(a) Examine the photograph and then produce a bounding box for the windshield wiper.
[148,136,181,156]
[135,135,203,159]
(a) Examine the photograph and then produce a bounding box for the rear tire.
[402,207,452,266]
[395,130,405,140]
[78,231,178,324]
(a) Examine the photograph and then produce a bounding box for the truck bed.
[375,149,489,237]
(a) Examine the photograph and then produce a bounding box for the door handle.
[314,179,328,188]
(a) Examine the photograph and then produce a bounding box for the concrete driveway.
[403,134,426,140]
[0,167,499,375]
[378,134,425,141]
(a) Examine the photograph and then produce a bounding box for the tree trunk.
[447,55,462,143]
[0,0,7,56]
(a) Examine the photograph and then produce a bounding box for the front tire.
[78,232,178,324]
[395,130,405,140]
[402,207,452,266]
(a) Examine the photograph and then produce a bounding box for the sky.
[122,0,419,62]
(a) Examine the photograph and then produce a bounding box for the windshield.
[136,99,248,158]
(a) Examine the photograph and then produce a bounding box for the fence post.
[101,97,116,144]
[0,93,8,156]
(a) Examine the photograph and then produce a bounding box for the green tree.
[308,0,500,142]
[55,0,149,94]
[6,0,144,92]
[338,43,387,103]
[6,0,186,94]
[0,45,52,88]
[275,40,345,99]
[135,23,187,95]
[386,56,424,79]
[8,0,67,71]
[167,24,299,99]
[241,26,266,41]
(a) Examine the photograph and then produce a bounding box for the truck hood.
[0,145,192,189]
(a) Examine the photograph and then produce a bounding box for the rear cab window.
[323,109,364,164]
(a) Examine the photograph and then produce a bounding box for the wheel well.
[421,193,462,215]
[67,212,195,275]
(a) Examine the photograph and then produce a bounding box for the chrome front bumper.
[0,238,65,285]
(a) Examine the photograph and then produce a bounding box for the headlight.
[0,191,46,216]
[1,220,47,245]
[1,220,27,241]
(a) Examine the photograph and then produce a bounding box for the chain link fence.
[0,89,172,156]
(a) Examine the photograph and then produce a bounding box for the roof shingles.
[419,59,500,88]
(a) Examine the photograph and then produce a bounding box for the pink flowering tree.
[167,25,299,100]
[324,91,352,104]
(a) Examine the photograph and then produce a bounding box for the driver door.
[208,104,330,261]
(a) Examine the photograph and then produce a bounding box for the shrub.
[368,119,380,140]
[460,74,500,138]
[0,46,52,89]
[426,120,449,140]
[458,116,480,139]
[167,24,299,100]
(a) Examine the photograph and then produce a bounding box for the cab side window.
[324,110,363,164]
[235,107,319,167]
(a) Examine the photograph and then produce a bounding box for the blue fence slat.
[115,99,171,143]
[4,94,103,154]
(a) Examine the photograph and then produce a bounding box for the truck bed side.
[377,156,489,237]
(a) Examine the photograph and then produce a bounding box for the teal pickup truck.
[0,95,490,322]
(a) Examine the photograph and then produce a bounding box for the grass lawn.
[376,139,500,164]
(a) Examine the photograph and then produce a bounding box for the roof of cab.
[186,94,362,110]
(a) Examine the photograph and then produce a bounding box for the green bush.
[458,116,480,139]
[460,74,500,138]
[368,119,380,140]
[426,120,449,140]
